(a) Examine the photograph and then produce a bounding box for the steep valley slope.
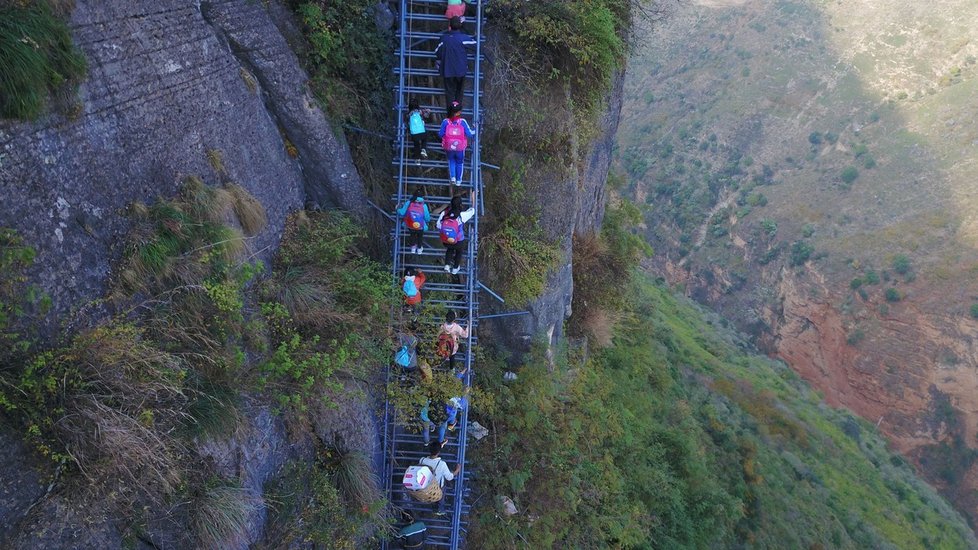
[618,0,978,525]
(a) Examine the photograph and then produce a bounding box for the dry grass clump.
[43,324,191,496]
[117,177,245,296]
[570,232,623,347]
[189,484,261,548]
[227,182,268,236]
[328,448,383,510]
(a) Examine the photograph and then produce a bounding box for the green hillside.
[470,257,976,548]
[618,0,978,309]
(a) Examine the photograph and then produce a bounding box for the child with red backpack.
[438,101,476,186]
[436,191,476,275]
[397,191,431,254]
[436,310,469,371]
[401,267,426,308]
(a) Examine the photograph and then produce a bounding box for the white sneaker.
[450,178,457,186]
[417,246,424,254]
[444,264,451,272]
[421,149,428,159]
[415,159,421,166]
[410,245,417,254]
[451,266,461,275]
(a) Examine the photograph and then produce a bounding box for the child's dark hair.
[449,16,462,30]
[448,101,462,116]
[405,267,416,277]
[409,98,420,111]
[446,310,456,323]
[448,195,462,218]
[411,189,423,202]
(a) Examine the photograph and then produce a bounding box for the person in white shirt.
[419,441,461,515]
[436,191,476,275]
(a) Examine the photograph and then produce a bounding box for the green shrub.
[0,1,86,119]
[808,132,822,145]
[488,0,629,118]
[760,219,778,236]
[841,166,859,184]
[885,287,902,302]
[850,278,863,290]
[892,254,911,275]
[970,304,978,319]
[483,222,561,307]
[863,269,880,285]
[294,1,390,124]
[0,228,40,364]
[789,240,814,266]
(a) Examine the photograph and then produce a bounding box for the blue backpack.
[395,345,412,367]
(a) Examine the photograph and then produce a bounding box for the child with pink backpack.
[438,101,476,186]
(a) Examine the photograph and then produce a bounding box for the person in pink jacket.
[437,310,469,371]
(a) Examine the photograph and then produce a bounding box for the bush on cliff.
[0,0,86,120]
[0,182,391,546]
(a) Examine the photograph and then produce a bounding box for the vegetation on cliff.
[0,0,86,120]
[468,224,976,548]
[617,0,978,522]
[0,177,392,545]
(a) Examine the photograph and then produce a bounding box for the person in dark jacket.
[434,16,477,107]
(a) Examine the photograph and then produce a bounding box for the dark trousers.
[444,76,465,108]
[444,241,464,268]
[407,229,424,249]
[410,132,425,159]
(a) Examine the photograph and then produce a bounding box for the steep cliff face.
[0,1,374,546]
[0,0,365,334]
[484,70,626,354]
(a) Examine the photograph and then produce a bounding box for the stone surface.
[483,69,627,356]
[0,0,364,337]
[0,1,374,546]
[0,428,48,541]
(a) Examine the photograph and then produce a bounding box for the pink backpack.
[442,119,468,152]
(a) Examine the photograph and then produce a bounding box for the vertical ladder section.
[382,1,484,549]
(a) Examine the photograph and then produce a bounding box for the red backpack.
[441,119,468,152]
[436,332,454,358]
[404,202,426,231]
[440,217,464,244]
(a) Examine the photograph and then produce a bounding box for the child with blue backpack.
[436,191,476,275]
[397,190,431,254]
[407,99,430,166]
[438,101,476,186]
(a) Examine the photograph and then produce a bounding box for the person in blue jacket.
[434,16,477,107]
[397,190,431,254]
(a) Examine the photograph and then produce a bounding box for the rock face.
[486,71,626,354]
[0,1,375,546]
[0,0,365,335]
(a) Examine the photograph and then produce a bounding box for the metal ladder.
[382,1,484,548]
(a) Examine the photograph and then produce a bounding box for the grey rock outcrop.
[484,70,627,355]
[0,1,374,546]
[0,429,48,541]
[0,0,365,335]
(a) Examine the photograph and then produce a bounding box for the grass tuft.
[190,484,260,548]
[0,0,86,120]
[227,183,268,236]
